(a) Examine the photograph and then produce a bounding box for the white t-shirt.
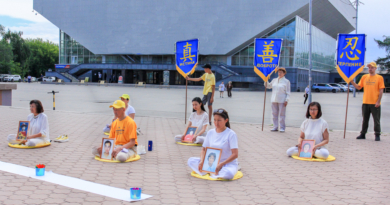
[189,111,209,136]
[305,87,310,94]
[219,84,225,91]
[300,118,329,149]
[125,105,136,116]
[203,128,238,165]
[27,113,50,141]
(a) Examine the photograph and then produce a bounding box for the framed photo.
[17,121,30,140]
[101,138,116,160]
[182,126,198,143]
[299,139,315,158]
[201,147,222,174]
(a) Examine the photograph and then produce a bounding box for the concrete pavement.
[0,106,389,205]
[6,83,390,133]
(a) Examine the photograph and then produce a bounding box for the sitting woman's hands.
[181,135,186,141]
[192,135,198,143]
[198,161,204,172]
[215,163,223,175]
[112,146,123,158]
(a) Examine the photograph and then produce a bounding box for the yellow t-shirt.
[200,73,216,95]
[109,116,138,145]
[358,74,385,104]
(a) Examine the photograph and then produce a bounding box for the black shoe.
[356,134,366,139]
[375,135,380,141]
[209,122,211,126]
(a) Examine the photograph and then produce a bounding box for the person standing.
[304,85,310,105]
[351,62,385,141]
[98,72,102,82]
[265,67,291,132]
[27,75,32,83]
[219,82,225,98]
[227,81,233,98]
[186,64,215,125]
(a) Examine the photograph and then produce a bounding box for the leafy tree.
[2,29,30,76]
[375,36,390,71]
[0,40,18,74]
[25,38,59,77]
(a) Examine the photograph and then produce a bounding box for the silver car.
[312,83,340,93]
[329,83,352,92]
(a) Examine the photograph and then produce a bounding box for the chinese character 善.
[258,41,278,63]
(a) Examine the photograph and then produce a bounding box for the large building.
[34,0,356,90]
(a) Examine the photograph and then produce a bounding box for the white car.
[42,76,56,82]
[4,75,21,82]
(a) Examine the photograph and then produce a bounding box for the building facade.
[35,0,356,90]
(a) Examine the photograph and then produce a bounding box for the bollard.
[47,90,59,110]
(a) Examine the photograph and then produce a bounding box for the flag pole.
[185,79,188,124]
[262,82,267,131]
[343,83,350,139]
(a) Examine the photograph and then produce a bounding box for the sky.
[0,0,388,63]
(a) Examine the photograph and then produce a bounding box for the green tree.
[375,36,390,71]
[25,38,59,77]
[2,29,30,76]
[0,24,22,74]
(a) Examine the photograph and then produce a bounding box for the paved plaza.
[0,83,389,205]
[8,83,390,133]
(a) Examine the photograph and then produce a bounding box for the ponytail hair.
[213,108,230,128]
[192,97,206,112]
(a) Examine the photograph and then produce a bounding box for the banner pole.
[185,79,188,124]
[262,82,267,131]
[343,83,350,139]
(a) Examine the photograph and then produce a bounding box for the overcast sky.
[0,0,388,63]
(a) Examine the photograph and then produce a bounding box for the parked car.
[312,83,340,93]
[0,74,10,82]
[4,75,22,82]
[31,77,37,82]
[42,76,56,82]
[339,82,355,89]
[329,83,352,92]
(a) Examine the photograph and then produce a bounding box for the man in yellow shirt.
[186,64,215,124]
[93,100,138,161]
[351,62,385,141]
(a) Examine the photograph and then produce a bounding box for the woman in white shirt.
[8,100,50,146]
[187,108,239,180]
[265,67,291,132]
[304,85,310,105]
[219,82,225,98]
[286,102,330,159]
[103,94,135,133]
[175,97,209,144]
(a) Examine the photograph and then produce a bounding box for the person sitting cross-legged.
[93,100,137,162]
[8,100,50,146]
[103,94,136,133]
[286,102,330,159]
[187,108,239,180]
[174,97,209,144]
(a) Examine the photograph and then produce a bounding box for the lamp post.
[353,0,363,97]
[308,0,313,104]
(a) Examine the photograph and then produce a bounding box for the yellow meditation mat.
[104,132,109,136]
[292,155,336,162]
[94,155,141,163]
[176,142,202,147]
[8,142,51,149]
[191,171,243,181]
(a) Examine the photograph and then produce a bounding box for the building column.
[163,70,170,85]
